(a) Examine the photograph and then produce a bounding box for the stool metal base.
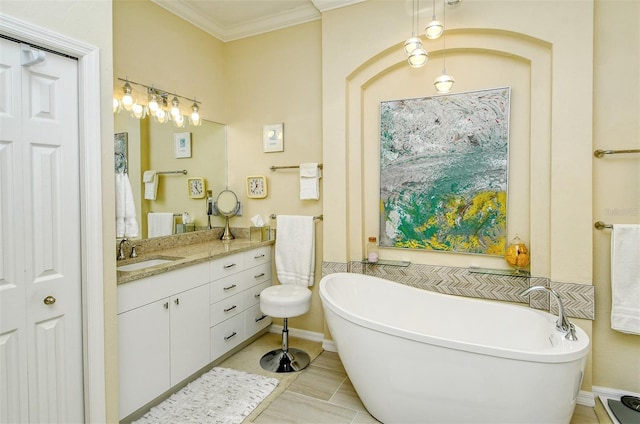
[260,348,310,373]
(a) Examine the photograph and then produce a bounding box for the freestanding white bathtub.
[319,272,590,424]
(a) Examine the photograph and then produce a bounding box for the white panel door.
[0,37,83,423]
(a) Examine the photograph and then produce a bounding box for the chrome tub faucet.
[520,286,578,341]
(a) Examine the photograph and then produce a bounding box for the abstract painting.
[379,87,510,255]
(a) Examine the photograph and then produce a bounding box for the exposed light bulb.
[170,96,181,118]
[408,48,428,68]
[148,92,159,113]
[173,113,186,127]
[190,102,201,126]
[121,81,134,111]
[132,103,146,119]
[113,98,120,113]
[155,108,169,123]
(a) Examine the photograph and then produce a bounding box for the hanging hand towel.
[148,212,174,238]
[299,163,320,200]
[115,173,139,238]
[143,170,158,200]
[276,215,315,286]
[611,224,640,335]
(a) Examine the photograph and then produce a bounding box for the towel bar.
[270,164,323,171]
[270,214,323,220]
[595,221,613,230]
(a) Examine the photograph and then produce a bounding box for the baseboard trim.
[322,339,338,352]
[593,386,640,400]
[577,390,595,407]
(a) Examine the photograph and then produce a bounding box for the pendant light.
[406,0,428,68]
[434,0,455,92]
[424,0,443,39]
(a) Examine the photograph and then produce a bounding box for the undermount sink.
[117,257,182,272]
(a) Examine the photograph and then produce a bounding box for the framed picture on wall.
[379,87,511,256]
[263,123,284,152]
[174,132,192,158]
[114,132,128,173]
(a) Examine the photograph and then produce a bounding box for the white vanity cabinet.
[209,246,272,360]
[117,262,210,420]
[117,245,273,420]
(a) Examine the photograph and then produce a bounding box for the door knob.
[43,295,56,305]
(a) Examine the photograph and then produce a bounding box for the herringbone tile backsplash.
[321,261,594,320]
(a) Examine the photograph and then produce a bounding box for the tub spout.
[520,286,578,341]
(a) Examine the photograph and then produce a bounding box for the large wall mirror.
[115,113,227,239]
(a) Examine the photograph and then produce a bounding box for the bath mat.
[133,367,279,424]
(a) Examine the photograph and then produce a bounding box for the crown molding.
[152,0,366,42]
[311,0,367,13]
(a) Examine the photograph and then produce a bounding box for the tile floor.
[219,331,602,424]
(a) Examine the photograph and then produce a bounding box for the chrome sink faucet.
[118,238,129,260]
[520,286,578,341]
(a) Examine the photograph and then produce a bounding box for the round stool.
[259,285,312,373]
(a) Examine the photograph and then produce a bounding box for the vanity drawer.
[210,274,247,303]
[210,314,245,361]
[245,304,272,337]
[210,252,244,281]
[210,292,245,326]
[244,246,271,267]
[244,280,272,309]
[243,263,271,286]
[118,262,209,314]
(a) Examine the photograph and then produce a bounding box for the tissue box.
[250,226,270,242]
[176,223,196,234]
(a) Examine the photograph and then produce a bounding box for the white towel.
[148,212,174,238]
[299,163,320,200]
[143,170,158,200]
[115,173,139,238]
[276,215,315,287]
[611,224,640,335]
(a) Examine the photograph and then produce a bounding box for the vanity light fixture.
[434,0,455,93]
[114,77,202,128]
[405,0,428,68]
[424,0,443,39]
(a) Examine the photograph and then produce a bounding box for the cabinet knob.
[175,298,180,305]
[223,305,237,313]
[223,263,236,269]
[224,332,237,341]
[43,295,56,305]
[254,273,265,279]
[254,254,265,259]
[255,314,268,322]
[164,302,169,309]
[223,284,237,291]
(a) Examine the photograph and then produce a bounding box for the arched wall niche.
[343,28,553,277]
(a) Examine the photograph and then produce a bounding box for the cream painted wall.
[321,0,596,391]
[592,0,640,394]
[224,22,324,333]
[113,0,226,122]
[0,0,117,421]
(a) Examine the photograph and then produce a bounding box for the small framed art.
[174,132,192,158]
[263,123,284,153]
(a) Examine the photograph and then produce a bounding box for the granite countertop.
[116,238,274,285]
